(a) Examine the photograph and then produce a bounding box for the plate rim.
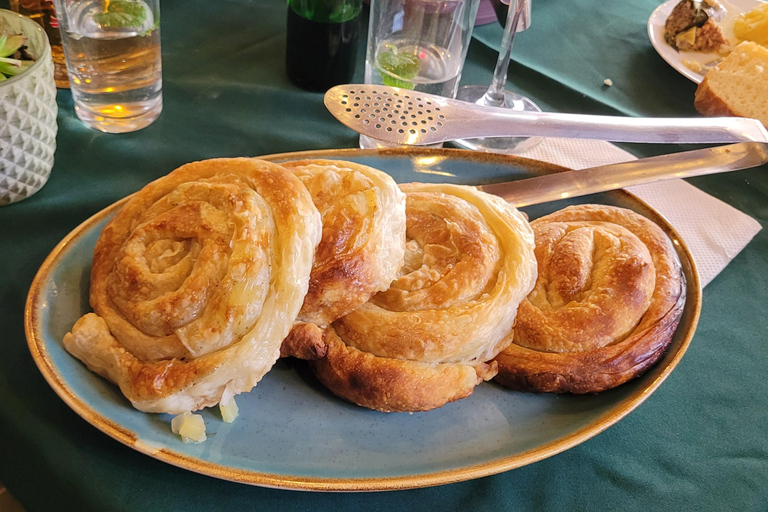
[24,147,702,492]
[647,0,761,84]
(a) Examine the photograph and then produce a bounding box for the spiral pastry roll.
[311,183,537,412]
[280,159,406,326]
[494,204,686,394]
[63,158,322,413]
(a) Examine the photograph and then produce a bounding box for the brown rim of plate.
[24,147,702,492]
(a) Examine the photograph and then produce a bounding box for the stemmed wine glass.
[453,0,542,153]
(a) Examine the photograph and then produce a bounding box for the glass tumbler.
[53,0,162,133]
[360,0,480,149]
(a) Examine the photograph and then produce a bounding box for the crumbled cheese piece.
[718,45,734,57]
[603,78,613,86]
[675,27,697,50]
[682,59,704,73]
[756,65,765,73]
[171,411,207,443]
[219,397,239,423]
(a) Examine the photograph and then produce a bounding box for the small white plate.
[648,0,761,83]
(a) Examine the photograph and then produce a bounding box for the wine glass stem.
[481,0,526,108]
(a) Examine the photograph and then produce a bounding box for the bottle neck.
[287,0,363,23]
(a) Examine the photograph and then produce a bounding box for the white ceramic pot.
[0,8,57,206]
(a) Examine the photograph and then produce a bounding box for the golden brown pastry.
[280,159,406,326]
[63,158,322,413]
[310,183,537,412]
[494,204,686,394]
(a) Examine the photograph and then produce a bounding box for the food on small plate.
[494,204,686,394]
[307,183,537,412]
[695,41,768,127]
[681,58,707,73]
[733,1,768,46]
[664,0,730,52]
[62,158,322,414]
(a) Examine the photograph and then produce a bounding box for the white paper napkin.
[511,138,763,287]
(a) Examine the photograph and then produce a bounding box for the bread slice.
[694,41,768,128]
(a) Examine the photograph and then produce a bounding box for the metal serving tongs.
[324,84,768,206]
[324,84,768,145]
[477,143,768,207]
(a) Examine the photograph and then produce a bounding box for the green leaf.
[140,15,160,36]
[0,56,22,65]
[377,46,420,90]
[0,35,26,58]
[381,74,416,90]
[93,0,147,28]
[0,61,24,77]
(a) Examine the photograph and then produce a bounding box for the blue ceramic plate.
[25,148,701,491]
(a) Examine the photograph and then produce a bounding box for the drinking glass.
[53,0,162,133]
[360,0,481,149]
[453,0,542,153]
[9,0,69,87]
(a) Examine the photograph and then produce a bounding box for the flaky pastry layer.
[307,183,537,412]
[63,158,322,413]
[494,204,686,394]
[311,329,495,413]
[281,159,406,325]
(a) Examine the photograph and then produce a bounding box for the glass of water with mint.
[53,0,161,133]
[360,0,480,149]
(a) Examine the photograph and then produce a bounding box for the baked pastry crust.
[494,204,686,394]
[311,183,537,412]
[280,159,406,326]
[63,158,322,413]
[311,329,495,413]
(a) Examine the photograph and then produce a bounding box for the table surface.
[2,0,767,510]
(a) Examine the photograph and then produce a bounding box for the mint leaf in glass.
[378,46,420,90]
[93,0,147,29]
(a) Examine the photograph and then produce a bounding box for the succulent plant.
[0,32,34,81]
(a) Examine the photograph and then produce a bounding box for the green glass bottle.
[285,0,363,91]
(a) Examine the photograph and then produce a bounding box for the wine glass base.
[451,85,544,154]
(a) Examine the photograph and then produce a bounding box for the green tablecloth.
[1,0,767,510]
